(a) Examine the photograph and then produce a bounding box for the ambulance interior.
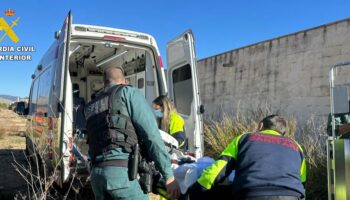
[67,39,161,159]
[68,40,160,103]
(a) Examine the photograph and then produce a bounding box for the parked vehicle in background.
[9,101,27,115]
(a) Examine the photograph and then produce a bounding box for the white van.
[25,12,204,186]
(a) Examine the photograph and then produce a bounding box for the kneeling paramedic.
[85,66,180,200]
[189,115,306,200]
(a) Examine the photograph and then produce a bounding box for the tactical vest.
[84,85,138,162]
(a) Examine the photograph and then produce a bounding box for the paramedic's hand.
[165,176,180,199]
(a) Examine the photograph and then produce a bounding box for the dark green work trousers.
[90,166,148,200]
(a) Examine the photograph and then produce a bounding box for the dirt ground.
[0,108,26,136]
[0,108,28,199]
[0,144,28,199]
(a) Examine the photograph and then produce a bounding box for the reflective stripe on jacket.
[169,111,186,147]
[197,130,306,198]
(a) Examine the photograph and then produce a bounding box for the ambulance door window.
[172,64,193,116]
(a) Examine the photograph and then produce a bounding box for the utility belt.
[91,144,140,180]
[92,159,128,168]
[91,144,164,195]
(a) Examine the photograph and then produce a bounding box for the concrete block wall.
[197,18,350,122]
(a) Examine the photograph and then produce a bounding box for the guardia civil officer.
[85,66,180,200]
[189,115,306,200]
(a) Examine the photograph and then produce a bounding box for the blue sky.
[0,0,350,97]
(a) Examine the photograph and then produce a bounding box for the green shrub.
[203,112,327,200]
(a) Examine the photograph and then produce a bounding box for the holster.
[128,144,140,180]
[138,159,154,194]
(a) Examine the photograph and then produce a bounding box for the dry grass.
[0,127,5,140]
[0,108,27,200]
[150,193,160,200]
[298,116,328,199]
[0,134,25,150]
[0,108,26,138]
[0,108,26,149]
[204,114,257,158]
[0,103,8,109]
[204,111,327,199]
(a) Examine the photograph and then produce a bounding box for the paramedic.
[152,96,186,148]
[189,115,306,200]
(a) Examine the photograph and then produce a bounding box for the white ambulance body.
[25,12,204,186]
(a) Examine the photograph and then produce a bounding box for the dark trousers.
[243,196,299,200]
[187,182,300,200]
[187,185,233,200]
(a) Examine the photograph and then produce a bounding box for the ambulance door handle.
[199,105,205,114]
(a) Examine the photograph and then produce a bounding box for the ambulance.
[24,12,204,186]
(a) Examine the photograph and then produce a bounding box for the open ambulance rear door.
[56,11,73,186]
[166,30,204,158]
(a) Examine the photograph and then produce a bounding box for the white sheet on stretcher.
[159,129,179,149]
[173,157,236,194]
